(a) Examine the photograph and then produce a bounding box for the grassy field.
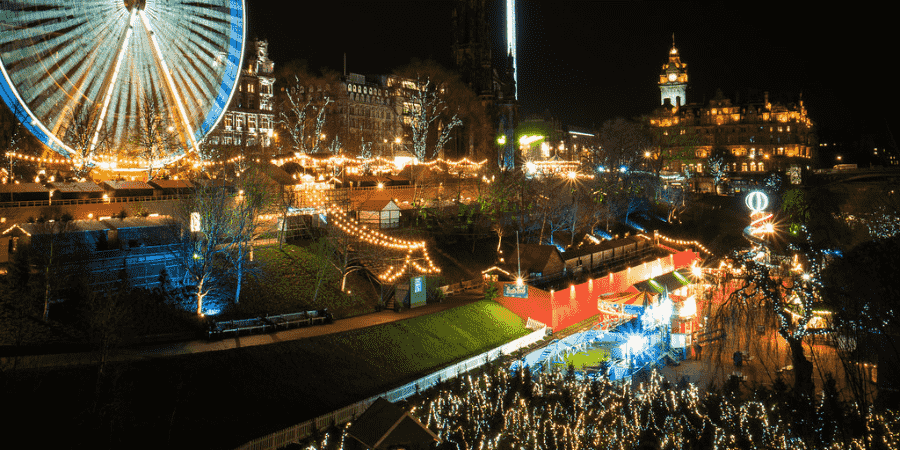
[220,242,376,320]
[2,300,530,449]
[560,345,611,369]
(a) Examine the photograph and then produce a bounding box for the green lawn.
[560,345,610,369]
[3,300,530,449]
[225,242,375,319]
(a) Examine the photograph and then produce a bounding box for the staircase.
[382,287,396,311]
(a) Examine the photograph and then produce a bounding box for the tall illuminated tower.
[659,37,688,107]
[507,0,517,100]
[451,0,518,168]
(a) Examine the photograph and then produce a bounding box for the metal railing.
[235,327,550,450]
[0,194,185,209]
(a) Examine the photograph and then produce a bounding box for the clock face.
[668,73,678,82]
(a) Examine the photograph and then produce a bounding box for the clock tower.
[659,37,688,108]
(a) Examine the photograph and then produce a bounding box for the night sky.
[248,2,894,147]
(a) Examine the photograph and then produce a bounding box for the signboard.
[503,283,528,298]
[410,276,426,308]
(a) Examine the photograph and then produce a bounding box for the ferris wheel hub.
[124,0,146,11]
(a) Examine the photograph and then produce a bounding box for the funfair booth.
[497,249,700,332]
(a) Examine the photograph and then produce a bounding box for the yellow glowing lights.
[649,232,713,256]
[322,203,439,282]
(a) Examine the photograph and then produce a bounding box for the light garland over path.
[320,202,440,283]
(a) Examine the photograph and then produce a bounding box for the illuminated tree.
[224,167,272,304]
[714,245,830,399]
[394,59,490,161]
[278,74,333,155]
[132,96,179,180]
[404,78,462,162]
[173,183,233,315]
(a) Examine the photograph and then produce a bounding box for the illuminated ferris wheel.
[0,0,245,169]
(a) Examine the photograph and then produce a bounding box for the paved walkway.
[2,292,484,370]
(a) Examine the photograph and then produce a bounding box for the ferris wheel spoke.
[92,8,139,152]
[143,0,238,142]
[138,9,198,153]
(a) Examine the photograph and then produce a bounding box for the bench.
[208,309,332,339]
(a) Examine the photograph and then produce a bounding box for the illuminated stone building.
[335,73,406,158]
[206,39,276,152]
[648,42,817,184]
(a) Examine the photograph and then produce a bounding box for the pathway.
[2,292,484,370]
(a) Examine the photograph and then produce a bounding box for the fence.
[0,194,185,209]
[234,327,550,450]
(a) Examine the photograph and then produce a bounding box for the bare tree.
[0,100,37,182]
[132,96,179,180]
[28,214,76,321]
[706,149,728,194]
[225,167,272,303]
[62,102,110,179]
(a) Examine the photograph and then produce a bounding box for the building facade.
[648,42,817,180]
[206,40,276,152]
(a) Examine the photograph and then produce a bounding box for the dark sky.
[248,1,894,146]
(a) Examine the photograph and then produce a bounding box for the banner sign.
[410,276,426,308]
[503,283,528,298]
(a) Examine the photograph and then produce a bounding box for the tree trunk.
[196,279,204,316]
[234,255,243,304]
[43,267,51,322]
[43,241,53,322]
[788,336,815,398]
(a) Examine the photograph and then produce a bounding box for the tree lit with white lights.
[296,366,900,449]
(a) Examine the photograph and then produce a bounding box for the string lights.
[322,203,440,282]
[293,366,900,450]
[647,232,713,256]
